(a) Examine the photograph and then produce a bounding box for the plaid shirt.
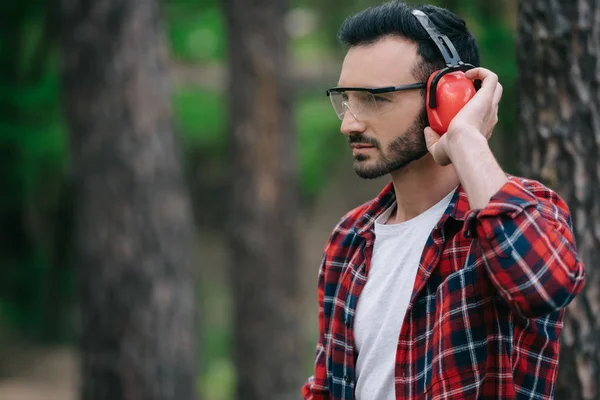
[302,176,585,399]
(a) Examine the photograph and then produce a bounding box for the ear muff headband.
[411,10,477,109]
[412,10,463,68]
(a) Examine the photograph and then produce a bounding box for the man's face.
[335,36,428,179]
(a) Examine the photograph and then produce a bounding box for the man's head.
[331,1,479,179]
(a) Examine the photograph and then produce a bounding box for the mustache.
[348,135,379,148]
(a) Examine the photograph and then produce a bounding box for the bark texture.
[58,1,198,399]
[224,0,304,399]
[517,1,600,398]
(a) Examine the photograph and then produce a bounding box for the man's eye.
[373,96,389,102]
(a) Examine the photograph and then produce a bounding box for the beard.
[350,109,429,180]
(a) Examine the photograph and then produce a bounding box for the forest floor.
[0,342,77,400]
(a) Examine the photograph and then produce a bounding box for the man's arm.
[424,67,586,318]
[450,131,585,317]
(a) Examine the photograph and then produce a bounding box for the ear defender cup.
[426,70,476,135]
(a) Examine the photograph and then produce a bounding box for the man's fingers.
[493,83,503,107]
[424,126,451,165]
[423,126,440,149]
[465,67,498,95]
[465,67,497,82]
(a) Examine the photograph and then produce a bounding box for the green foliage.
[167,4,226,62]
[173,87,226,150]
[296,96,341,196]
[196,276,235,400]
[199,357,235,400]
[293,29,333,60]
[0,0,70,341]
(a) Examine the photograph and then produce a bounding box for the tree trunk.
[224,0,304,399]
[58,1,198,399]
[517,1,600,399]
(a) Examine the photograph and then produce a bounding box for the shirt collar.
[354,181,472,240]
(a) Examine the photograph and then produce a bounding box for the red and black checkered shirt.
[302,176,585,399]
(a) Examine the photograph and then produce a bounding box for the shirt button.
[344,375,350,383]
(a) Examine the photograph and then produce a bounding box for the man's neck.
[386,154,459,224]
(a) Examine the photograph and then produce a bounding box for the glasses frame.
[326,82,426,97]
[325,82,427,120]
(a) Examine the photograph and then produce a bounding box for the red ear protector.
[412,10,480,135]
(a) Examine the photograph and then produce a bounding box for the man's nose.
[340,103,366,135]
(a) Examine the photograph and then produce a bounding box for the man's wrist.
[446,126,508,209]
[446,126,489,162]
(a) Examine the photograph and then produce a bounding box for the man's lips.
[350,143,375,149]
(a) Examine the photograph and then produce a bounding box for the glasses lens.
[328,90,395,121]
[328,91,346,120]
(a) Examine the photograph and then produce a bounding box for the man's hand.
[424,67,503,166]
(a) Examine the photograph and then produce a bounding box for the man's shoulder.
[336,198,375,230]
[511,175,554,192]
[324,195,382,247]
[508,175,566,204]
[333,199,377,233]
[317,199,374,266]
[489,175,573,225]
[328,182,394,235]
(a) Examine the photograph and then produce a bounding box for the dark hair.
[337,1,480,83]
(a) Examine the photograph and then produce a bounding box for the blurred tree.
[517,1,599,399]
[224,0,304,398]
[58,1,198,399]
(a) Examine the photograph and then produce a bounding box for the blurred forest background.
[0,0,598,399]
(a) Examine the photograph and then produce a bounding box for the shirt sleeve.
[463,177,586,318]
[302,252,330,399]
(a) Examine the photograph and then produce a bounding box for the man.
[302,2,585,399]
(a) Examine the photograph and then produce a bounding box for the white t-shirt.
[354,189,455,400]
